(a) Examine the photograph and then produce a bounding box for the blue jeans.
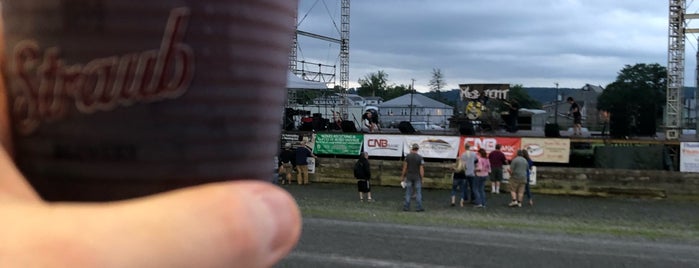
[404,179,423,210]
[465,175,475,202]
[473,176,487,206]
[451,178,466,201]
[525,175,532,200]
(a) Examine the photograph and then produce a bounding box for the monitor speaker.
[545,123,560,137]
[398,121,416,134]
[459,121,475,135]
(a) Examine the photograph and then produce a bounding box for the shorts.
[508,177,526,193]
[357,180,370,193]
[490,167,503,182]
[280,163,293,174]
[573,115,582,125]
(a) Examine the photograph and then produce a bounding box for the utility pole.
[554,82,559,125]
[409,79,415,122]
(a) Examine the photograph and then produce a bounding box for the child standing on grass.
[354,152,373,201]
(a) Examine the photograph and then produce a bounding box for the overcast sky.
[295,0,699,92]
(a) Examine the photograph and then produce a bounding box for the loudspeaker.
[299,122,313,131]
[545,123,560,137]
[341,120,357,132]
[283,108,295,131]
[312,117,327,131]
[459,121,475,135]
[398,121,416,134]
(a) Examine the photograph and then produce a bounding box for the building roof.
[364,96,384,101]
[581,84,604,93]
[379,93,453,108]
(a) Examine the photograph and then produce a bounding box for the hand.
[0,17,300,267]
[0,146,301,267]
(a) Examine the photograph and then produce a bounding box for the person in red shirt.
[488,144,508,194]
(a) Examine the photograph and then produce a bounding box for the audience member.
[354,152,373,201]
[401,144,425,212]
[488,144,507,194]
[474,148,491,208]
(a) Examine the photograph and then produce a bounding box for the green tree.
[504,84,541,109]
[357,70,389,97]
[597,63,667,137]
[383,84,411,100]
[294,90,321,105]
[428,68,446,92]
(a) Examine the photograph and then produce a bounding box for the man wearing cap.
[278,142,295,185]
[401,143,425,212]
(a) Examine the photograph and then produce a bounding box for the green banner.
[313,133,364,155]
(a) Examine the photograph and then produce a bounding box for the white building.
[379,93,454,128]
[313,93,366,106]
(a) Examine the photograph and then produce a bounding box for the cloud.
[296,0,692,92]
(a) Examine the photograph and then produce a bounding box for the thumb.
[2,181,302,268]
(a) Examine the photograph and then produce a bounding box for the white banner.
[520,138,570,163]
[363,134,404,157]
[530,166,537,185]
[403,135,461,159]
[307,157,316,174]
[680,142,699,172]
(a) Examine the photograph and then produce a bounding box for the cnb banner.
[403,135,461,159]
[313,133,364,155]
[459,136,521,160]
[363,134,404,157]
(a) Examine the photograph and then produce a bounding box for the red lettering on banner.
[463,137,497,151]
[461,136,521,160]
[8,7,195,134]
[367,139,389,148]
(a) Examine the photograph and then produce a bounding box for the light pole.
[409,79,415,122]
[554,82,559,125]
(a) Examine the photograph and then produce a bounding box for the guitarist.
[567,97,582,136]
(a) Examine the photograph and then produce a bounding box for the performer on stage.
[567,97,582,136]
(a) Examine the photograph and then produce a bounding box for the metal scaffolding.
[290,0,350,119]
[667,1,699,139]
[666,0,685,140]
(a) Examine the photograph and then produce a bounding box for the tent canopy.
[287,71,329,90]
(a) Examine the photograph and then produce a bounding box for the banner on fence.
[307,157,316,174]
[680,142,699,172]
[363,134,404,157]
[403,136,461,159]
[520,138,570,163]
[313,133,364,155]
[459,136,521,160]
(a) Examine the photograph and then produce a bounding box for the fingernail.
[259,186,301,253]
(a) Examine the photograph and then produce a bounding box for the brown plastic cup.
[0,0,298,201]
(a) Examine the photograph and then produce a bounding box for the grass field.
[285,183,699,241]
